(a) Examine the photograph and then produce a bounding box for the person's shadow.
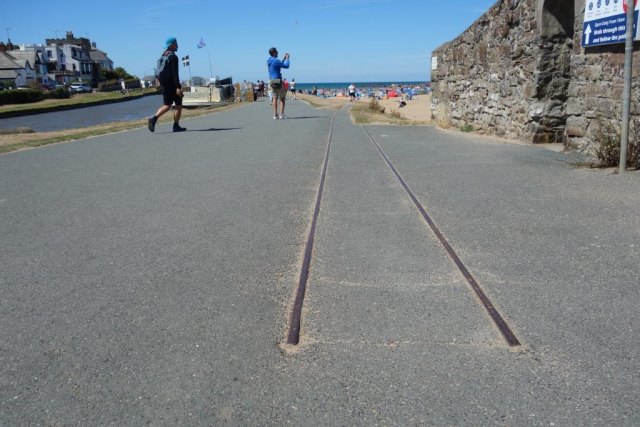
[189,127,242,132]
[283,116,324,120]
[157,127,241,134]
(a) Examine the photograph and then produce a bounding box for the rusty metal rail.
[362,125,521,347]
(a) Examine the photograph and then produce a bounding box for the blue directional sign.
[583,0,640,46]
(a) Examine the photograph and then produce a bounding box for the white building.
[9,45,50,83]
[44,44,93,83]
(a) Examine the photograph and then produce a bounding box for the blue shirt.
[267,56,290,79]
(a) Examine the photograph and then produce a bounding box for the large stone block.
[565,98,584,116]
[586,81,608,98]
[565,116,588,137]
[585,97,618,118]
[529,102,545,120]
[567,82,585,98]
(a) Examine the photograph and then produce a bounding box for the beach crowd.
[250,82,430,102]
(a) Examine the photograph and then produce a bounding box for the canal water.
[0,94,163,132]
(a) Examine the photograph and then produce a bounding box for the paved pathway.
[1,99,639,425]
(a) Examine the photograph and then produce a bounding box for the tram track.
[361,125,520,347]
[286,110,520,347]
[286,110,339,345]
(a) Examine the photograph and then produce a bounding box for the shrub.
[124,79,141,89]
[629,117,640,168]
[0,89,44,105]
[98,79,121,92]
[0,81,15,90]
[390,110,402,119]
[368,96,380,112]
[43,87,70,100]
[460,124,474,132]
[594,117,640,169]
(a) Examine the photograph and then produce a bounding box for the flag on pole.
[197,38,206,49]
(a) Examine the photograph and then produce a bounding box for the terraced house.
[0,31,115,87]
[0,41,45,86]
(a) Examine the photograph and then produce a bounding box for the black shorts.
[290,87,296,93]
[349,92,356,97]
[162,84,183,106]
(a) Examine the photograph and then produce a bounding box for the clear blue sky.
[4,0,496,83]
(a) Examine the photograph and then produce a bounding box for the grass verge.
[296,94,344,110]
[0,102,245,155]
[350,102,429,126]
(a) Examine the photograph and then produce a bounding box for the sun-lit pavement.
[1,99,638,425]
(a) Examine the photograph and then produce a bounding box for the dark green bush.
[0,89,44,105]
[43,87,70,100]
[98,80,121,92]
[124,79,141,89]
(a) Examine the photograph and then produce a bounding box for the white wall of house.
[13,61,36,85]
[45,44,92,81]
[60,45,93,79]
[14,45,50,83]
[45,44,65,71]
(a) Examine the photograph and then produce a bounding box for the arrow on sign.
[585,24,593,44]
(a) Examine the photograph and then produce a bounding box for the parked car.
[69,83,92,93]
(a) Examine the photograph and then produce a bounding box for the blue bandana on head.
[164,37,177,49]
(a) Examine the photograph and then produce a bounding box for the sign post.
[620,0,636,173]
[583,0,639,173]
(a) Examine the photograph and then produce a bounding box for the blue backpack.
[155,52,174,83]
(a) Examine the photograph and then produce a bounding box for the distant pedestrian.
[348,83,356,102]
[260,80,266,97]
[267,47,290,119]
[291,79,297,99]
[148,37,186,133]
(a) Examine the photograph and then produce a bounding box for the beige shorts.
[269,84,287,99]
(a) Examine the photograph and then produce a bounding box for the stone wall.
[431,0,543,141]
[431,0,640,154]
[566,2,640,153]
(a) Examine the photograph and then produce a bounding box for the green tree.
[100,67,120,81]
[114,67,134,80]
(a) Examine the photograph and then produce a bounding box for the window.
[73,64,76,71]
[47,50,52,57]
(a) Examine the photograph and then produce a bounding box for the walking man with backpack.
[148,37,186,132]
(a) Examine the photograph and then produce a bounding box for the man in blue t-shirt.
[267,47,290,119]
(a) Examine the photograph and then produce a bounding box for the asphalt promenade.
[1,98,639,425]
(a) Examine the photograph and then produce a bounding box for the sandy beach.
[297,93,431,123]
